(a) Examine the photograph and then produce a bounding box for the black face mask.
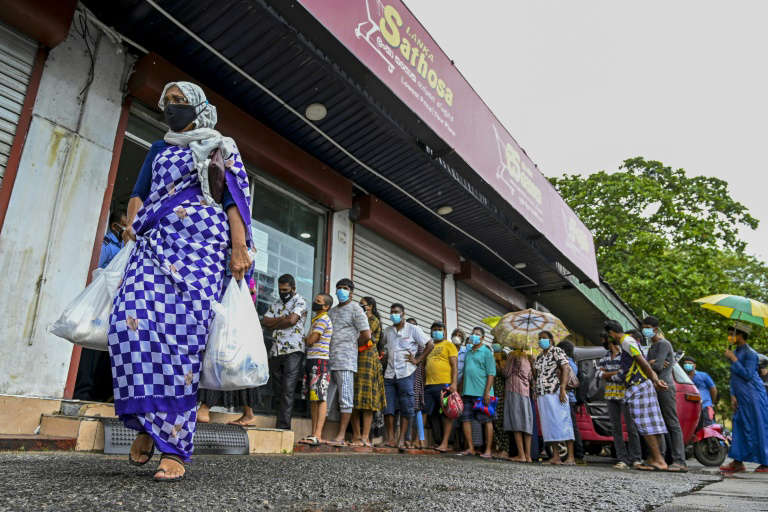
[164,101,206,132]
[279,291,294,303]
[311,302,324,312]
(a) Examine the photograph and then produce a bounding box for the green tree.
[551,157,767,413]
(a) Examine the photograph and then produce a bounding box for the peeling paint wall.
[0,20,132,397]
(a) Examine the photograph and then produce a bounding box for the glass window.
[247,173,328,416]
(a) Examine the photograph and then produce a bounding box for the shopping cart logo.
[355,0,396,73]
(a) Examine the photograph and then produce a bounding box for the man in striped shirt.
[299,293,334,445]
[597,333,642,469]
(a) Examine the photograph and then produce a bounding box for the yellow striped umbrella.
[693,294,768,328]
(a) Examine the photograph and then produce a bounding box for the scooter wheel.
[694,438,728,467]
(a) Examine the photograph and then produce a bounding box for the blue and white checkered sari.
[108,144,250,461]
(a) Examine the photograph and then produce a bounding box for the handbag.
[208,147,226,204]
[472,395,498,417]
[558,364,580,390]
[440,387,464,420]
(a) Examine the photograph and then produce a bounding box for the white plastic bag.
[200,277,269,391]
[49,241,135,351]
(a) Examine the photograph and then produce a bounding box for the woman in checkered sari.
[109,82,252,481]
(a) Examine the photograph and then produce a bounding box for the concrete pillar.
[328,210,353,291]
[0,19,133,397]
[443,273,458,335]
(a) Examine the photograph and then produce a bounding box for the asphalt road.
[0,452,720,512]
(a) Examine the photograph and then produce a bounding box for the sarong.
[537,392,574,442]
[504,390,533,434]
[625,379,668,436]
[108,144,250,461]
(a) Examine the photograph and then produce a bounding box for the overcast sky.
[405,0,768,263]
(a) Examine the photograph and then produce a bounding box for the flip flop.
[479,453,492,459]
[153,454,186,482]
[635,464,663,472]
[434,447,449,453]
[327,440,347,447]
[128,433,155,466]
[349,440,365,447]
[456,450,475,457]
[228,419,259,427]
[719,464,746,473]
[362,440,373,448]
[666,464,686,473]
[298,436,319,445]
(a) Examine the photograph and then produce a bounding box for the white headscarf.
[159,81,238,207]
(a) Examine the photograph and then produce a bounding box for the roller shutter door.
[0,22,36,184]
[456,282,509,337]
[352,225,443,329]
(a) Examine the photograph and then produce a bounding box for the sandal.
[153,454,186,482]
[720,462,746,473]
[128,433,155,466]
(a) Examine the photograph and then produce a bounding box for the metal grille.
[352,225,443,330]
[0,22,36,183]
[103,419,249,455]
[456,282,509,338]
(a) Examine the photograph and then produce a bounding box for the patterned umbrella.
[483,308,570,351]
[693,294,768,328]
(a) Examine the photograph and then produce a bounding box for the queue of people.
[105,79,767,483]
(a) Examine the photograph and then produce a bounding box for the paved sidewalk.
[656,463,768,511]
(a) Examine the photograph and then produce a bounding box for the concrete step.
[244,427,294,454]
[38,415,105,452]
[0,434,77,452]
[0,395,62,435]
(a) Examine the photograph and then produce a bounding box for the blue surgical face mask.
[391,313,402,325]
[336,288,350,303]
[683,363,694,372]
[642,328,655,339]
[538,338,551,350]
[432,331,444,341]
[468,334,480,345]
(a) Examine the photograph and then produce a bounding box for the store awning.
[539,279,639,343]
[82,0,597,294]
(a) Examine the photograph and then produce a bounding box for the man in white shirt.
[381,303,433,450]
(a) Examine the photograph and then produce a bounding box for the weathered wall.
[0,20,131,397]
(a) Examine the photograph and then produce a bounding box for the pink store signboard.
[298,0,599,284]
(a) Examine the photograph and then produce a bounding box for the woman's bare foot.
[154,456,185,481]
[129,433,154,465]
[197,404,210,423]
[229,414,258,426]
[508,455,527,463]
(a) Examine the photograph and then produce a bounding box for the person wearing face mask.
[643,316,687,472]
[451,329,467,380]
[114,82,253,481]
[596,333,642,469]
[297,293,334,446]
[258,274,307,430]
[350,297,386,447]
[326,279,372,446]
[381,304,433,450]
[533,331,575,465]
[424,321,458,452]
[681,356,718,426]
[457,327,496,458]
[720,323,768,473]
[73,211,128,403]
[604,320,670,472]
